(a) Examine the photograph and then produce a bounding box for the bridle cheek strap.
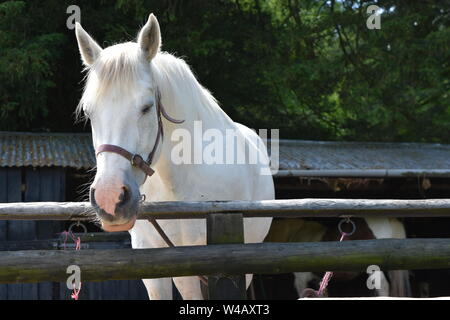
[92,90,202,283]
[95,144,155,177]
[95,88,184,178]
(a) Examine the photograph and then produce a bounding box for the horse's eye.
[141,103,154,114]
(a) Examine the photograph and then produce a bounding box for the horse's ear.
[138,13,161,61]
[75,22,102,67]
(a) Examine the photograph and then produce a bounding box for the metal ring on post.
[338,218,356,236]
[68,221,87,234]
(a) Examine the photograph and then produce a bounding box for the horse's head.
[75,14,162,232]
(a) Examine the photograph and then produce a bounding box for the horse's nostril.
[118,186,130,207]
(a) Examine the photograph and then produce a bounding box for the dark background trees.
[0,0,448,142]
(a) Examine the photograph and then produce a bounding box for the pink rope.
[71,282,82,300]
[60,230,82,300]
[316,233,346,297]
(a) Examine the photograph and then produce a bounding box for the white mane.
[151,51,235,127]
[78,44,232,126]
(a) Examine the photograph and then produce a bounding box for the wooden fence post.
[206,213,246,300]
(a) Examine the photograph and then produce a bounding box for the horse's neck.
[151,52,234,129]
[153,99,231,179]
[149,55,235,193]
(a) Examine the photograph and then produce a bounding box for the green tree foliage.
[0,1,66,130]
[0,0,448,142]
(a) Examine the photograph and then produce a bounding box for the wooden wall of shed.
[0,167,149,300]
[0,167,64,299]
[263,176,450,298]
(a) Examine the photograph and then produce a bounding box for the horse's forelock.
[77,42,151,117]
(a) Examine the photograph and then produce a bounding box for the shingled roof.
[274,139,450,170]
[0,132,95,169]
[1,132,449,177]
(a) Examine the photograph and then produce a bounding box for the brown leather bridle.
[95,88,184,177]
[93,89,207,285]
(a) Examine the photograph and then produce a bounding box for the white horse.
[266,218,411,297]
[75,14,273,299]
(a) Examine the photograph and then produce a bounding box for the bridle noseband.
[94,89,205,285]
[95,88,184,177]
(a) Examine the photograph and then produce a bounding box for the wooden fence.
[2,198,450,220]
[1,198,450,299]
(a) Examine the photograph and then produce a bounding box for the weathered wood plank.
[1,198,450,220]
[207,213,246,300]
[23,168,38,240]
[1,239,450,284]
[128,279,148,300]
[22,168,41,299]
[0,239,131,251]
[6,169,24,239]
[57,231,131,250]
[5,168,28,299]
[36,168,54,238]
[0,169,8,241]
[0,169,7,299]
[207,214,244,244]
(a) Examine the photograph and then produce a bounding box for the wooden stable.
[0,132,148,300]
[0,167,66,300]
[2,132,450,299]
[1,199,450,300]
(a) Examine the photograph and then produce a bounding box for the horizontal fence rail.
[1,199,450,220]
[1,239,450,284]
[0,232,131,251]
